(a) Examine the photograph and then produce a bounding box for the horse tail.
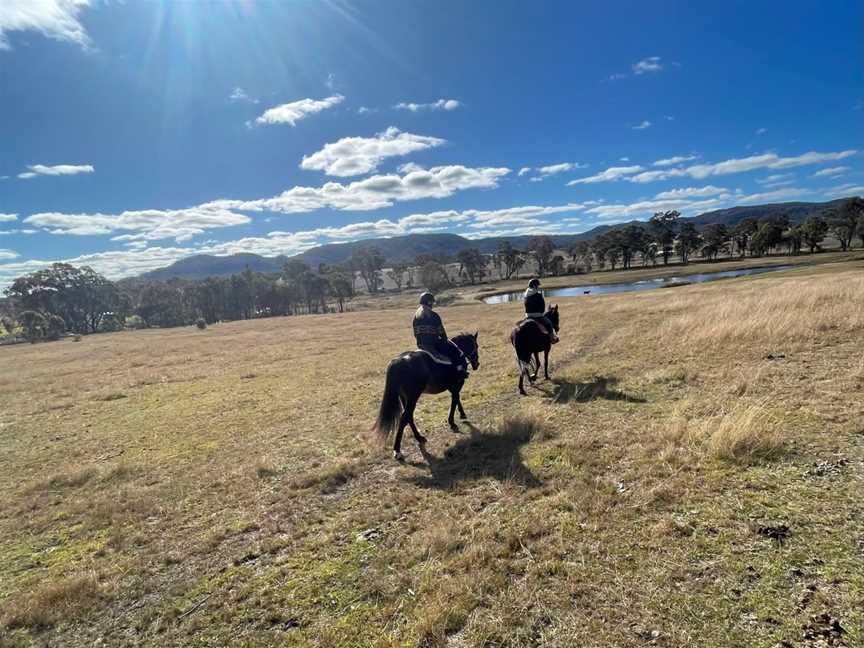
[374,362,402,441]
[510,326,531,366]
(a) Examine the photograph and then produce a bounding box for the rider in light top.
[524,278,559,344]
[413,292,469,378]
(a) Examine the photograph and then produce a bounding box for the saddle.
[416,348,453,365]
[517,317,549,335]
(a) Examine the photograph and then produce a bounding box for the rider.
[413,292,469,378]
[524,278,559,344]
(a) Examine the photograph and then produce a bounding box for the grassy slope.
[1,260,863,647]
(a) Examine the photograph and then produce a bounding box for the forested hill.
[138,198,848,281]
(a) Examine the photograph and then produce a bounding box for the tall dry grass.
[659,272,864,350]
[655,396,785,465]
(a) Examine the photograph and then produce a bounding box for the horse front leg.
[544,348,550,380]
[457,391,467,420]
[518,365,528,396]
[530,352,540,382]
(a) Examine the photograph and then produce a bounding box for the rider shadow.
[408,421,541,490]
[540,375,647,404]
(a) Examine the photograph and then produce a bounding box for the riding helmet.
[528,278,541,289]
[419,292,435,306]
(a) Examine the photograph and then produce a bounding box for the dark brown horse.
[375,333,480,461]
[510,305,560,395]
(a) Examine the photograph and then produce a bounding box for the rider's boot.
[550,331,560,344]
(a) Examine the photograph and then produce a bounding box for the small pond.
[483,265,794,304]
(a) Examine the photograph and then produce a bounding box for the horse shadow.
[407,421,540,490]
[538,375,647,404]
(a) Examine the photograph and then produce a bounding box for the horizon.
[1,1,862,286]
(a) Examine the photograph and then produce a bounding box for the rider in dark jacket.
[413,292,469,377]
[523,278,558,343]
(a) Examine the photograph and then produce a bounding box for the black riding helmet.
[528,278,541,289]
[419,291,435,306]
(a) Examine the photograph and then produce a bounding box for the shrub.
[125,315,147,330]
[99,313,124,332]
[196,318,207,330]
[19,311,46,343]
[46,314,67,341]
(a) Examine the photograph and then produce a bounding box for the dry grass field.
[2,259,864,647]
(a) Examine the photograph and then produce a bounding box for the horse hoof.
[393,451,404,462]
[416,436,427,446]
[519,390,528,396]
[449,423,459,432]
[459,414,468,421]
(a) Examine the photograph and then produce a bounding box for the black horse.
[510,305,560,395]
[375,333,480,461]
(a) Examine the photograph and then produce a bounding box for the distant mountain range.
[137,198,850,281]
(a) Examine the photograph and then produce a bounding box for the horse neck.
[452,334,474,354]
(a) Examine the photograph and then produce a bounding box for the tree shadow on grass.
[537,375,647,404]
[408,421,541,490]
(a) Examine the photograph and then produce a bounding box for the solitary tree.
[456,248,487,284]
[700,223,729,260]
[419,261,451,292]
[527,236,556,277]
[800,216,829,253]
[676,222,702,264]
[649,211,680,265]
[495,241,525,280]
[351,246,386,293]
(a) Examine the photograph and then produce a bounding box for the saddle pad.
[416,349,453,365]
[517,318,548,335]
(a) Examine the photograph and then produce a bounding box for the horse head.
[454,332,480,370]
[546,305,560,332]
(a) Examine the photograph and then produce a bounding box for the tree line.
[3,198,861,343]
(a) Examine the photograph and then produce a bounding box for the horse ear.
[474,331,479,339]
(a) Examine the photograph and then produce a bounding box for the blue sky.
[0,0,861,285]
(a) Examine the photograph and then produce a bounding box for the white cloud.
[25,205,251,242]
[653,185,728,199]
[585,186,813,221]
[24,162,511,244]
[395,99,461,112]
[357,106,374,115]
[0,213,17,222]
[0,249,18,260]
[653,154,699,167]
[0,0,92,50]
[756,128,767,135]
[537,162,585,176]
[299,127,446,177]
[254,94,344,126]
[812,166,850,178]
[572,150,857,185]
[567,165,644,185]
[518,167,531,176]
[824,183,864,197]
[0,201,585,287]
[632,120,652,130]
[229,87,258,104]
[212,164,511,214]
[756,173,794,184]
[17,163,94,179]
[632,56,664,75]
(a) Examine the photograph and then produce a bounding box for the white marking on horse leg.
[393,451,404,462]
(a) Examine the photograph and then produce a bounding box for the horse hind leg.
[405,398,426,446]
